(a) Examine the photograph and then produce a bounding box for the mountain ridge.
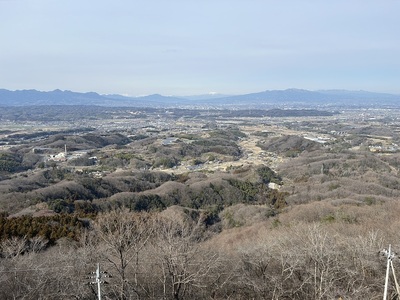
[1,88,399,108]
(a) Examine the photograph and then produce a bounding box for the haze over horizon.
[2,87,400,99]
[1,1,399,96]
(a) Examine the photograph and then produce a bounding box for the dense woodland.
[1,113,400,299]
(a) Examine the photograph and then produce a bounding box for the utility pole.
[391,260,400,297]
[96,263,102,300]
[88,263,111,300]
[381,245,397,300]
[384,245,392,300]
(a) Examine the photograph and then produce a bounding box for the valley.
[1,104,400,299]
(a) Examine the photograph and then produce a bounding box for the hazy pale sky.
[1,0,399,96]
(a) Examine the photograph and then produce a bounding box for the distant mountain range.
[1,88,399,108]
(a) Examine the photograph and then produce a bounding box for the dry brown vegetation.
[2,112,400,299]
[1,204,400,299]
[278,150,400,206]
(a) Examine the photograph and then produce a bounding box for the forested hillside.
[1,109,400,299]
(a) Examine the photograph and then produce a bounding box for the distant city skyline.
[1,0,399,97]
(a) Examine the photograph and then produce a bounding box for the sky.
[1,0,399,96]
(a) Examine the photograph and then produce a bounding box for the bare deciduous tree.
[93,209,154,300]
[151,213,221,300]
[1,236,28,259]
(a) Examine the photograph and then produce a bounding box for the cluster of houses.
[33,145,97,163]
